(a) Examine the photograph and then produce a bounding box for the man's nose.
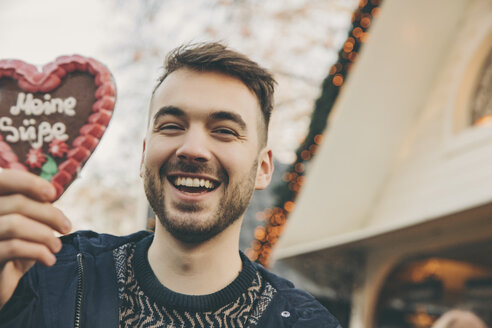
[175,129,211,163]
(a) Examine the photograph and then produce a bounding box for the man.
[0,43,341,327]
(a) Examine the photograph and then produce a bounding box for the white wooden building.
[273,0,492,327]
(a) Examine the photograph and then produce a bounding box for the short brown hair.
[153,42,276,142]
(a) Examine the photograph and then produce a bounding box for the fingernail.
[54,238,63,252]
[49,255,57,266]
[63,219,72,233]
[43,185,56,200]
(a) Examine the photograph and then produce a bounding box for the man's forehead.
[150,69,261,122]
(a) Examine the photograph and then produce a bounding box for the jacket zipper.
[74,253,85,328]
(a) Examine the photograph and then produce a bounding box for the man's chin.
[159,219,221,244]
[173,202,204,213]
[168,229,218,244]
[157,210,221,242]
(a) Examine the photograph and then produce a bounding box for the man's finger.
[0,239,56,267]
[0,195,71,234]
[0,214,63,253]
[0,169,56,202]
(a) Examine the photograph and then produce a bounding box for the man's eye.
[214,128,238,136]
[158,124,183,131]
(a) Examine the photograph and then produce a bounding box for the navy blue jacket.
[0,231,341,328]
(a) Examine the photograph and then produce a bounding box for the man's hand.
[0,168,71,310]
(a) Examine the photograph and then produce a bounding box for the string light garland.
[247,0,383,266]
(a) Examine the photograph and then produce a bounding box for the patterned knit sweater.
[113,237,276,328]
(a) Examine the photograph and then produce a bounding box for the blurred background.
[0,0,357,233]
[1,0,492,327]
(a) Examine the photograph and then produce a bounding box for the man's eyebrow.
[209,111,247,131]
[152,106,186,123]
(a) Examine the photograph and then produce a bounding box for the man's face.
[142,68,273,243]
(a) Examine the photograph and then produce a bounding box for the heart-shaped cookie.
[0,55,116,199]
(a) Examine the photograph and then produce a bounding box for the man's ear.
[140,140,146,178]
[255,148,274,190]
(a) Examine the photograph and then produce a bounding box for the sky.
[0,0,107,63]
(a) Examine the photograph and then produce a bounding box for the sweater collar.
[133,234,258,312]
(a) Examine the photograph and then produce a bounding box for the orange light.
[309,144,318,154]
[360,32,369,42]
[301,150,311,160]
[251,240,261,250]
[260,248,271,258]
[284,201,295,212]
[343,42,354,53]
[333,74,344,86]
[353,27,363,38]
[361,17,371,28]
[254,226,266,240]
[255,212,265,221]
[474,115,492,126]
[406,311,435,328]
[314,134,323,144]
[273,214,286,225]
[329,65,337,75]
[266,233,278,243]
[294,163,305,173]
[348,52,358,62]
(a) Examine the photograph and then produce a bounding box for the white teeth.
[174,177,215,189]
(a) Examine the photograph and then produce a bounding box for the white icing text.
[0,117,68,149]
[10,93,76,116]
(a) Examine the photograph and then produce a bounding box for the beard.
[143,157,258,243]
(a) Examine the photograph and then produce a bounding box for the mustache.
[159,159,228,183]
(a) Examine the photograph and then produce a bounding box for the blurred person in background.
[0,42,342,327]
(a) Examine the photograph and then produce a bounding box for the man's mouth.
[169,176,220,194]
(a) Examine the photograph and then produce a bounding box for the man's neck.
[147,219,243,295]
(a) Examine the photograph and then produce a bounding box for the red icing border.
[0,55,117,199]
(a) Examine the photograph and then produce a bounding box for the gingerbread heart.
[0,55,116,199]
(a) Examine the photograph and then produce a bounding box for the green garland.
[251,0,383,266]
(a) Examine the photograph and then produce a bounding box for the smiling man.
[0,43,341,327]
